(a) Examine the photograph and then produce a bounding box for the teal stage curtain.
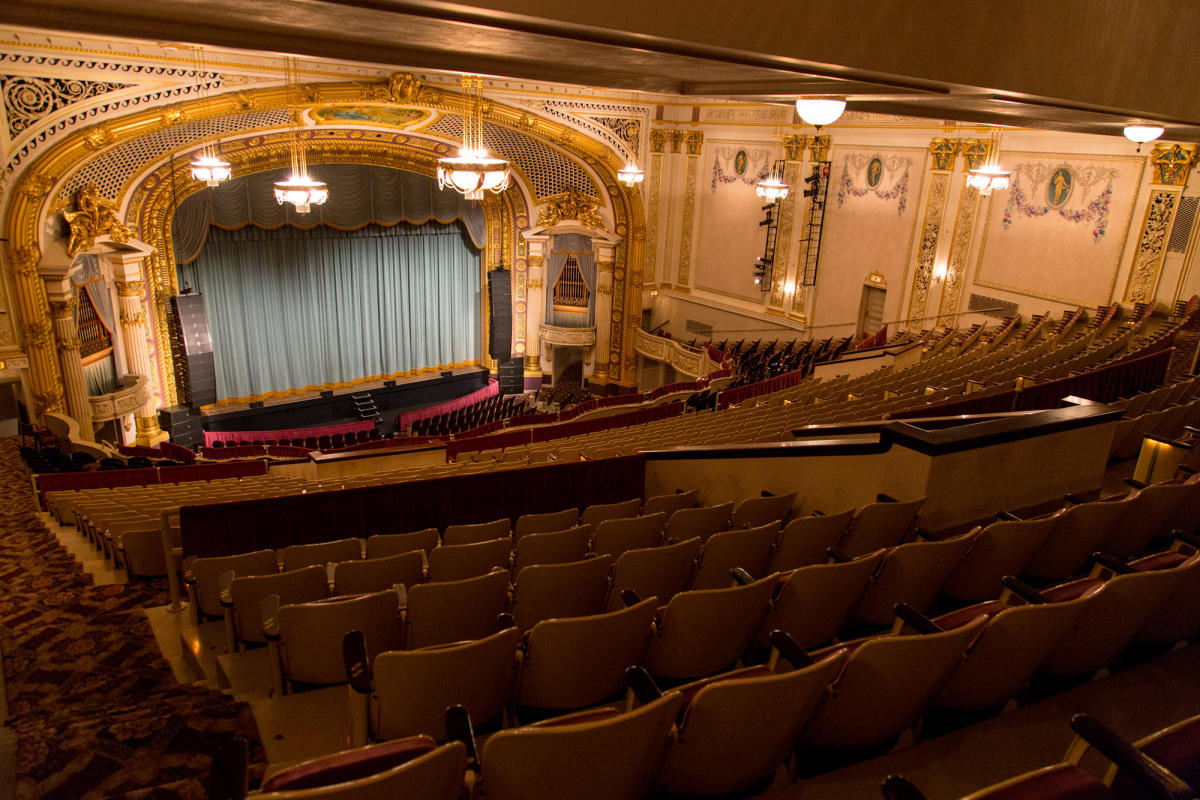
[179,221,480,403]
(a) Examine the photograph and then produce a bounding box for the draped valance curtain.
[172,165,487,265]
[72,253,118,396]
[545,232,597,327]
[178,221,481,404]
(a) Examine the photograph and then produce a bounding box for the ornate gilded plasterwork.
[1150,143,1198,186]
[676,153,699,286]
[769,161,801,308]
[783,135,808,162]
[1124,189,1179,303]
[2,75,131,138]
[808,136,830,164]
[535,188,603,229]
[649,129,667,154]
[645,152,663,283]
[960,139,991,170]
[938,181,981,325]
[929,138,959,171]
[62,184,134,257]
[906,172,950,327]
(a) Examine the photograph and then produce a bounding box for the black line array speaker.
[497,357,524,396]
[487,269,512,361]
[168,294,217,408]
[158,405,202,447]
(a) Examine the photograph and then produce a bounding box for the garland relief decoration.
[837,153,911,215]
[1001,163,1115,242]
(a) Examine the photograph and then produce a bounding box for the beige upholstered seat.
[1039,561,1191,678]
[645,573,777,681]
[226,565,330,646]
[656,648,848,796]
[442,518,512,546]
[474,692,684,800]
[941,514,1060,603]
[511,525,593,573]
[756,551,885,649]
[365,529,439,559]
[853,531,977,626]
[766,509,854,572]
[665,503,734,544]
[730,491,798,530]
[113,518,175,578]
[932,595,1094,713]
[513,507,580,541]
[805,616,987,751]
[642,488,699,518]
[592,512,666,558]
[579,498,642,527]
[403,569,511,649]
[1024,495,1136,581]
[1102,480,1198,559]
[333,551,425,595]
[515,597,658,716]
[426,538,512,582]
[276,591,402,686]
[370,626,521,740]
[838,496,925,558]
[604,537,701,612]
[185,548,280,621]
[1132,548,1200,645]
[510,556,614,632]
[280,538,362,571]
[689,522,780,590]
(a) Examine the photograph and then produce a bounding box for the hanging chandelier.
[966,129,1011,195]
[188,46,231,188]
[617,162,645,185]
[795,96,847,128]
[273,58,328,214]
[437,75,511,200]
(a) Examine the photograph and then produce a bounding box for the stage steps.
[352,393,382,422]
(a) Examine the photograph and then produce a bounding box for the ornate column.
[675,131,703,290]
[45,284,93,439]
[8,245,66,418]
[904,138,959,329]
[768,135,805,312]
[112,255,167,445]
[523,249,546,388]
[593,241,618,388]
[1124,143,1199,304]
[937,138,987,326]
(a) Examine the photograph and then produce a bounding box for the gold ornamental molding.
[929,138,959,171]
[938,181,982,325]
[1124,189,1179,303]
[1149,143,1198,186]
[535,188,604,229]
[808,136,830,163]
[115,280,145,298]
[676,154,700,286]
[960,139,991,171]
[783,135,808,162]
[769,161,802,308]
[906,172,951,327]
[63,184,135,258]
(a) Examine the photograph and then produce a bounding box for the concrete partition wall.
[644,405,1120,531]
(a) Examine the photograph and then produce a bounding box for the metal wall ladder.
[800,160,832,287]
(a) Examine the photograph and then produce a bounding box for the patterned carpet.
[0,439,262,799]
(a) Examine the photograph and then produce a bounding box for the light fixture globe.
[617,162,645,186]
[273,174,328,214]
[966,165,1012,195]
[755,175,790,202]
[189,153,232,187]
[795,96,847,128]
[1124,124,1164,146]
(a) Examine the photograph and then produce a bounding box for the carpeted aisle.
[0,439,262,799]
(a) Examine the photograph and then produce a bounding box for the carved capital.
[668,130,685,153]
[684,131,704,156]
[1150,143,1198,186]
[11,245,41,279]
[929,138,960,171]
[960,139,991,170]
[48,298,77,318]
[57,334,82,352]
[23,321,54,349]
[649,129,668,154]
[115,280,145,298]
[808,135,830,163]
[527,278,544,289]
[783,135,808,161]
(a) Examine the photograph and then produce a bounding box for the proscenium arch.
[4,75,646,421]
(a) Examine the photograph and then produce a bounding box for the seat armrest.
[1069,715,1194,800]
[218,569,236,608]
[625,665,663,705]
[995,510,1022,522]
[1063,493,1088,505]
[768,629,813,669]
[207,736,249,800]
[880,776,929,800]
[1171,530,1200,549]
[342,630,371,695]
[1002,575,1049,604]
[876,493,898,503]
[620,588,642,606]
[497,612,515,630]
[892,603,943,635]
[445,705,478,769]
[826,546,852,563]
[1091,552,1133,575]
[730,567,755,586]
[1124,477,1148,490]
[261,594,281,641]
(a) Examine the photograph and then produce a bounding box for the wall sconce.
[932,263,948,282]
[1132,434,1191,485]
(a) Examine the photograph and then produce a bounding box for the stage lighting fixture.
[803,169,821,198]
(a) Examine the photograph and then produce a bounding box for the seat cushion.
[261,735,437,792]
[1041,578,1105,603]
[976,765,1111,800]
[1114,718,1200,799]
[935,600,1005,630]
[1129,551,1189,572]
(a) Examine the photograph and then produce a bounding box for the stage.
[160,367,489,444]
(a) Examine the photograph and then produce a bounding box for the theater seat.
[471,692,684,800]
[579,498,642,527]
[591,513,666,558]
[333,551,424,595]
[515,597,658,718]
[1024,494,1135,582]
[185,549,280,623]
[223,565,330,648]
[852,531,977,627]
[642,488,699,518]
[838,496,926,558]
[730,490,798,530]
[510,556,614,632]
[513,507,580,541]
[442,517,511,546]
[604,537,701,612]
[403,570,511,649]
[941,513,1060,603]
[1109,713,1200,799]
[689,521,780,591]
[280,538,362,571]
[665,502,734,544]
[766,508,854,572]
[1131,546,1200,645]
[273,591,402,688]
[427,538,511,582]
[512,525,593,573]
[365,529,439,559]
[757,551,885,650]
